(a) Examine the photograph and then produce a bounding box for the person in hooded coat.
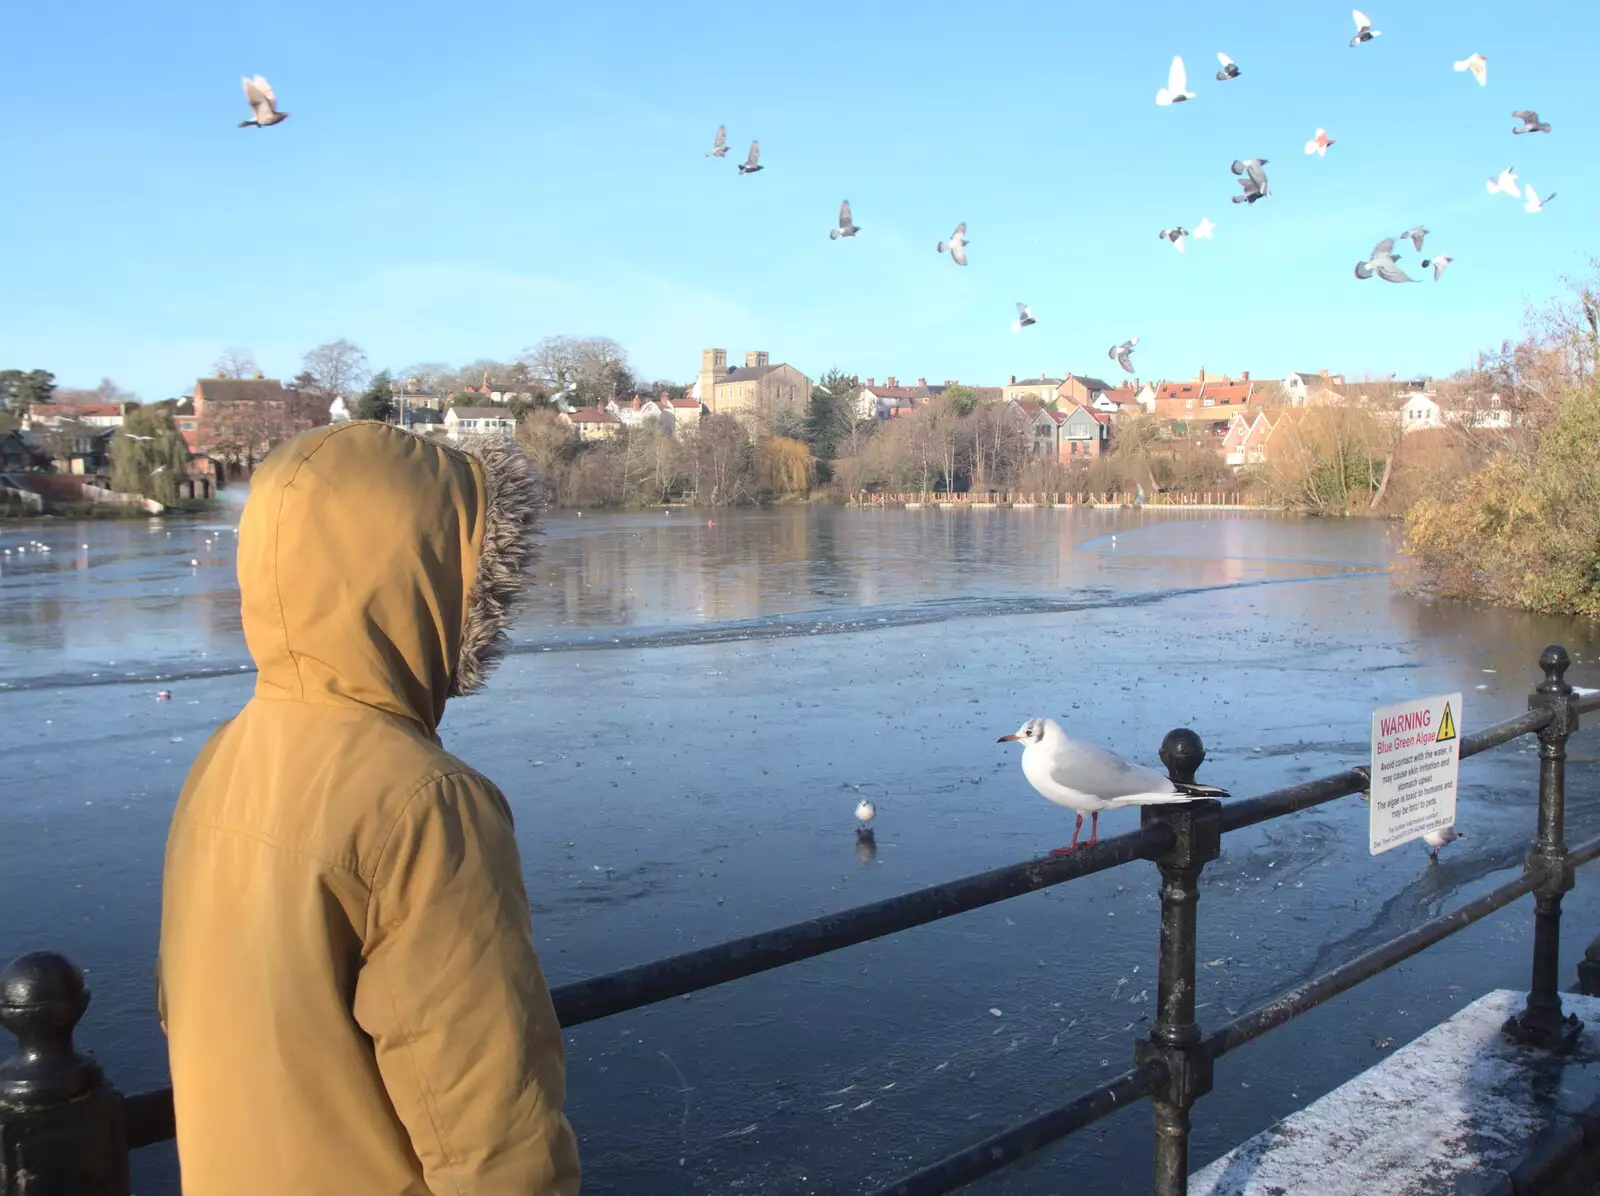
[157,422,580,1195]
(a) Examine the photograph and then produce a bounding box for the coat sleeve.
[354,772,580,1196]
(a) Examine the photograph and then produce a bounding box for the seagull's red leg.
[1051,814,1084,857]
[1086,811,1100,848]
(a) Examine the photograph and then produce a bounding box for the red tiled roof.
[564,406,621,424]
[1200,382,1253,404]
[46,403,124,418]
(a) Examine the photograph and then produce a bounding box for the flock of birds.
[853,717,1462,865]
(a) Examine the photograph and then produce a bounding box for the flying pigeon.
[1193,217,1216,240]
[1216,53,1241,81]
[1305,128,1336,156]
[1487,166,1520,197]
[706,125,728,157]
[1399,225,1429,252]
[1159,227,1189,253]
[1156,56,1195,106]
[1524,184,1555,213]
[1011,303,1037,333]
[1512,110,1551,134]
[1108,338,1139,374]
[1230,158,1270,203]
[1350,9,1380,45]
[937,222,969,266]
[738,141,763,174]
[830,200,859,239]
[1454,54,1487,86]
[1354,238,1416,284]
[1421,255,1452,280]
[238,76,288,128]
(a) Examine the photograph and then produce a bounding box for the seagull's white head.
[998,717,1053,746]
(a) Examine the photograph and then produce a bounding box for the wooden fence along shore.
[850,491,1265,511]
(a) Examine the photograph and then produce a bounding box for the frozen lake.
[5,504,1600,1194]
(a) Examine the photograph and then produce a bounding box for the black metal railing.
[3,644,1597,1196]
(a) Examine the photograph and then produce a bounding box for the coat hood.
[238,422,542,731]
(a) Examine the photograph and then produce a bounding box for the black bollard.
[1137,729,1221,1196]
[0,952,129,1196]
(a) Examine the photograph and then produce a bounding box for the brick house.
[558,406,622,441]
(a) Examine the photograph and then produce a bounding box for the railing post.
[0,953,129,1196]
[1504,644,1584,1052]
[1136,729,1221,1196]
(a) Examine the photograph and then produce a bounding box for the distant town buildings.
[443,406,518,442]
[696,349,812,429]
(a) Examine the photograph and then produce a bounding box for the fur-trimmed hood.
[237,421,542,731]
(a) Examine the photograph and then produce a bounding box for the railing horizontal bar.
[864,1062,1168,1196]
[1574,690,1600,717]
[550,823,1175,1028]
[1219,706,1555,834]
[125,1089,175,1151]
[1206,830,1600,1062]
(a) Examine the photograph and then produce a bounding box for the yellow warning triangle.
[1436,702,1457,743]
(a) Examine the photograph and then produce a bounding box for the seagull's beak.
[997,734,1019,743]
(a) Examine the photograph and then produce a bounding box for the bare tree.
[300,339,370,402]
[521,336,632,404]
[211,347,260,379]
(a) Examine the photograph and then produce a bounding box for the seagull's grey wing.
[950,242,967,266]
[1512,110,1538,123]
[714,124,726,145]
[1371,237,1396,259]
[1246,161,1267,189]
[951,221,967,240]
[840,200,852,227]
[1016,302,1030,317]
[746,141,760,166]
[1051,740,1174,800]
[1375,262,1416,283]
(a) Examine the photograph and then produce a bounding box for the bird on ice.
[1156,56,1195,106]
[999,718,1229,855]
[1230,158,1270,204]
[1193,217,1216,240]
[1350,9,1380,45]
[1454,54,1487,86]
[1398,225,1429,252]
[1524,184,1556,213]
[1011,302,1037,332]
[1108,338,1139,374]
[706,125,728,157]
[1158,227,1189,253]
[1421,255,1452,280]
[1355,238,1416,283]
[238,76,288,128]
[1487,166,1520,197]
[157,690,172,702]
[1359,793,1462,860]
[1215,53,1241,81]
[937,222,969,266]
[855,798,876,827]
[1511,110,1551,134]
[1304,128,1335,156]
[830,200,860,239]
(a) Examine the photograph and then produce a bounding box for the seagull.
[1350,9,1380,45]
[1487,166,1520,197]
[1421,255,1452,280]
[855,798,876,826]
[706,125,728,157]
[1512,110,1551,134]
[1156,56,1195,106]
[1359,793,1462,860]
[1158,227,1189,253]
[123,434,154,442]
[156,690,172,702]
[937,222,969,266]
[1108,338,1139,374]
[1011,302,1037,332]
[1230,158,1270,203]
[1194,217,1216,240]
[1525,184,1555,213]
[830,200,859,240]
[1304,128,1335,156]
[1354,238,1416,283]
[238,76,288,128]
[1398,225,1429,252]
[999,718,1229,855]
[1454,53,1487,86]
[1215,52,1241,81]
[738,141,762,174]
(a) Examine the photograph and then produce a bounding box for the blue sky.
[2,0,1596,398]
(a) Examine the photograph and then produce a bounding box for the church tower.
[698,349,728,412]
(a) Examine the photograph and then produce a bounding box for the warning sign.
[1369,692,1462,855]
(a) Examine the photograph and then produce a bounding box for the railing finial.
[1538,644,1573,696]
[1160,729,1205,787]
[0,951,100,1104]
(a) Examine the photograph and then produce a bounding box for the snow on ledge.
[1190,989,1600,1196]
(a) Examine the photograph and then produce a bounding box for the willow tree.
[755,435,813,498]
[111,405,192,505]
